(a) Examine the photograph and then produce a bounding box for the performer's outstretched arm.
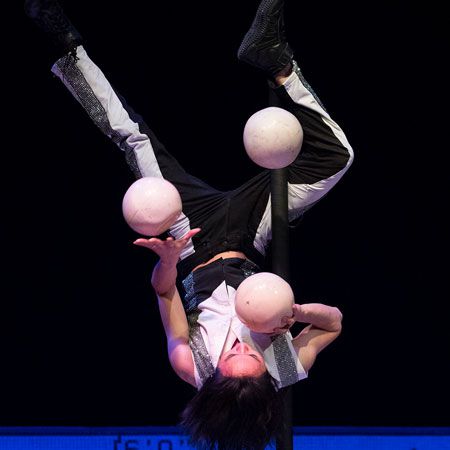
[154,284,196,387]
[135,230,201,387]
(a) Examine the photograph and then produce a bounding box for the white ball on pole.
[243,107,303,169]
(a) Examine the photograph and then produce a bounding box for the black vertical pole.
[268,85,293,449]
[271,167,293,450]
[270,169,290,285]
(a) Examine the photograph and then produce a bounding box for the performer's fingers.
[133,238,150,246]
[133,237,159,248]
[181,228,201,240]
[281,315,295,325]
[271,327,288,335]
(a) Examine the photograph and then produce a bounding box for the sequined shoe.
[237,0,293,77]
[24,0,83,55]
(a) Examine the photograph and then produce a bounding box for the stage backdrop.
[4,0,449,428]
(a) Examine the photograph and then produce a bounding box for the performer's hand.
[291,303,342,330]
[133,228,201,264]
[271,313,296,335]
[292,303,307,323]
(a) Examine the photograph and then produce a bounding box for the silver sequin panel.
[54,53,142,179]
[271,333,300,387]
[187,311,215,384]
[292,59,328,113]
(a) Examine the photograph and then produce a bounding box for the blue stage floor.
[0,427,449,449]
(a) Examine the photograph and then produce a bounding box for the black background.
[4,0,449,427]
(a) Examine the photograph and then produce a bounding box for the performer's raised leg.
[234,0,354,256]
[24,0,227,258]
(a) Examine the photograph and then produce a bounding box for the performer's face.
[217,342,266,377]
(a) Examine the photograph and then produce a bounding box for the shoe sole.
[237,0,284,59]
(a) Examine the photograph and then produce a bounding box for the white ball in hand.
[235,272,294,333]
[122,177,182,236]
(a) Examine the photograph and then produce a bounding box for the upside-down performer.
[25,0,354,448]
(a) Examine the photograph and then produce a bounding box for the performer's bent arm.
[291,303,343,372]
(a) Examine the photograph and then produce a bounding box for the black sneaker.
[24,0,83,55]
[237,0,293,78]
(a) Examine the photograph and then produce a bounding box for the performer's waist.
[192,251,247,272]
[177,234,265,281]
[180,256,261,313]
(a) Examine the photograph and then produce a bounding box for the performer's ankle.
[274,62,293,85]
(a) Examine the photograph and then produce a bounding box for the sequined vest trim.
[181,258,300,389]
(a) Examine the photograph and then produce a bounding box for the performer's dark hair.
[180,371,285,450]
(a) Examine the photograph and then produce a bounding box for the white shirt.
[193,280,308,389]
